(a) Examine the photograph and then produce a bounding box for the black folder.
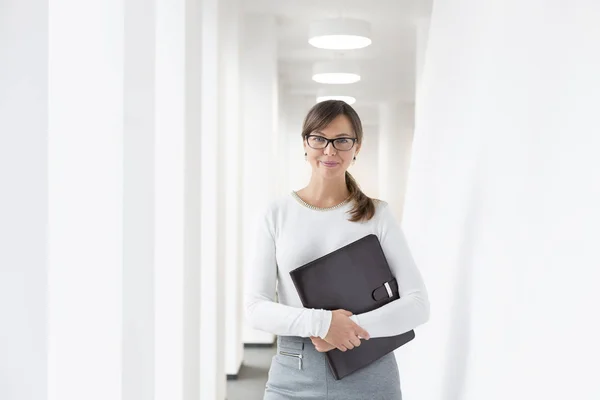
[289,234,415,380]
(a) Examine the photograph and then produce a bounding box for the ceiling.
[241,0,432,117]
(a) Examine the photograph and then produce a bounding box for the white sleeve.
[353,202,430,338]
[243,206,333,338]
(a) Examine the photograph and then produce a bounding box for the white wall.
[415,16,431,98]
[378,101,415,221]
[0,1,48,399]
[241,14,279,345]
[47,0,125,398]
[401,1,600,399]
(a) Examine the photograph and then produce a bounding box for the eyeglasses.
[306,135,357,151]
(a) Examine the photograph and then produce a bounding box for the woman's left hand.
[310,336,336,353]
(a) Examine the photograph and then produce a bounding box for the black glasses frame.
[305,135,358,151]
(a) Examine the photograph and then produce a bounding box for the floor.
[227,345,276,400]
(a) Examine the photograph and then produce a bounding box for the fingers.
[318,344,332,352]
[349,336,361,348]
[332,335,364,352]
[337,309,353,317]
[356,326,370,340]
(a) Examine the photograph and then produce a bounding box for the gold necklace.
[291,191,351,211]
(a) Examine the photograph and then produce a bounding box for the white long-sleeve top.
[243,193,430,339]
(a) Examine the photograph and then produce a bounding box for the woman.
[244,100,430,399]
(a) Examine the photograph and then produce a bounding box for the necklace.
[291,191,351,211]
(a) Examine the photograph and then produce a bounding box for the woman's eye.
[336,139,349,144]
[312,136,326,142]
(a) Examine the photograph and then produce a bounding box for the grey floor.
[227,345,276,400]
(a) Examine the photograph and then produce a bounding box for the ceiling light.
[316,95,356,105]
[309,19,372,50]
[316,87,357,105]
[312,61,361,84]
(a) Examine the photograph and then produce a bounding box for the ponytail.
[345,171,376,222]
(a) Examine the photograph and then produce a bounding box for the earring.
[304,152,308,161]
[352,156,356,165]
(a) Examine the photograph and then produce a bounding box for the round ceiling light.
[316,87,357,105]
[312,61,361,84]
[309,19,372,50]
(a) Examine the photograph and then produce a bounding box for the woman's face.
[304,114,361,180]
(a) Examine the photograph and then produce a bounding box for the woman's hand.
[323,309,370,352]
[310,336,336,352]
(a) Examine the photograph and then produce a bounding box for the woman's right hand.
[323,309,370,352]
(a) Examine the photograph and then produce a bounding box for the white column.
[155,0,227,398]
[123,0,155,399]
[47,1,124,399]
[4,2,211,399]
[198,0,226,398]
[154,0,187,397]
[219,0,244,378]
[0,1,48,399]
[378,101,415,221]
[241,14,279,345]
[123,1,207,398]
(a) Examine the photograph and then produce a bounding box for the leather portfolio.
[289,234,415,380]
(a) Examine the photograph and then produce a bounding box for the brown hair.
[301,100,376,222]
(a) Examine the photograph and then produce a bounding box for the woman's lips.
[321,161,339,168]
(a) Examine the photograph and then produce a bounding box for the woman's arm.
[352,202,430,338]
[243,206,333,338]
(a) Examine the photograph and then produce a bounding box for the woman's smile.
[320,161,340,168]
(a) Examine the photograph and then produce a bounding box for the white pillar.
[47,0,124,399]
[124,1,208,398]
[241,14,279,345]
[3,2,214,399]
[378,101,415,221]
[123,0,155,399]
[198,0,226,398]
[219,0,244,378]
[155,0,219,398]
[0,1,48,399]
[154,0,187,398]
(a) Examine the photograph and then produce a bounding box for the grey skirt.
[264,336,402,400]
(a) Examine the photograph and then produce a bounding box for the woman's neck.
[297,175,350,208]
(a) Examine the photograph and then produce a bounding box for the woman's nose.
[323,142,336,155]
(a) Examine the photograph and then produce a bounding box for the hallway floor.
[227,345,276,400]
